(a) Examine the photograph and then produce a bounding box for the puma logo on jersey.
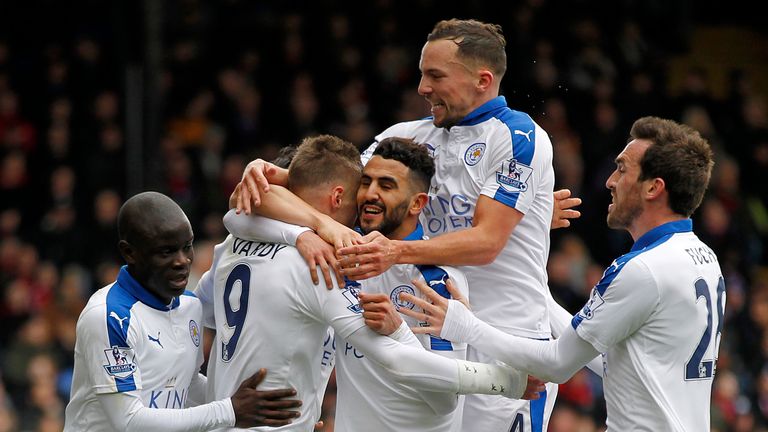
[148,332,164,349]
[428,278,446,287]
[110,311,129,329]
[514,129,533,141]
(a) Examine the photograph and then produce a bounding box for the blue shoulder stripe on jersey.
[107,269,141,392]
[116,265,181,311]
[182,290,197,298]
[457,97,537,208]
[571,219,693,329]
[416,264,454,351]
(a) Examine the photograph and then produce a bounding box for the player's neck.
[628,209,686,242]
[388,218,420,241]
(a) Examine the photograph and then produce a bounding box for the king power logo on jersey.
[496,158,533,193]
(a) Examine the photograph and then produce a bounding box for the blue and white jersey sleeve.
[571,258,659,353]
[303,278,368,341]
[479,119,552,215]
[222,209,311,245]
[77,300,143,394]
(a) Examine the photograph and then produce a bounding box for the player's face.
[418,40,481,129]
[605,139,651,230]
[128,220,194,304]
[357,156,418,238]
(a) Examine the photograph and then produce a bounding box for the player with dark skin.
[117,192,303,428]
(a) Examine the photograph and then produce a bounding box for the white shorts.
[461,346,558,432]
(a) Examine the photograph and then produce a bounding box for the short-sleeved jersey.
[572,220,725,431]
[334,224,469,432]
[363,96,555,339]
[64,266,204,431]
[196,235,366,431]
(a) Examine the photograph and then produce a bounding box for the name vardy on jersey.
[231,238,287,258]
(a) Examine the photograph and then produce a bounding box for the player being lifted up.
[233,19,582,432]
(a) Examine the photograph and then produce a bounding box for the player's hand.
[315,215,362,251]
[522,375,546,400]
[551,188,581,229]
[231,368,302,428]
[337,231,398,280]
[398,277,469,336]
[359,292,403,335]
[234,159,288,215]
[296,231,343,288]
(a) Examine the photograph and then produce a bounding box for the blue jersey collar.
[457,96,507,127]
[116,265,181,311]
[631,219,692,252]
[403,223,424,241]
[355,223,424,241]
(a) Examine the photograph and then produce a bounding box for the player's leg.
[461,346,558,432]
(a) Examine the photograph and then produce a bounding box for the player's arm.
[223,209,311,246]
[338,195,520,279]
[98,369,301,431]
[400,281,598,383]
[315,281,541,400]
[547,295,603,378]
[344,322,541,399]
[222,210,345,287]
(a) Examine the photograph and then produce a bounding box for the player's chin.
[358,219,380,234]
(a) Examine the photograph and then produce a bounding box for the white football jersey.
[572,219,725,431]
[196,235,365,431]
[334,224,468,432]
[363,96,555,339]
[65,266,204,431]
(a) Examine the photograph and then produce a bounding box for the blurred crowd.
[1,1,767,431]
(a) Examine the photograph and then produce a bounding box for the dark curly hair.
[373,137,435,194]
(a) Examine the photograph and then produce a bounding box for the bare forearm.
[397,227,504,266]
[252,185,329,231]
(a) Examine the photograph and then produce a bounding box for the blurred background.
[1,0,767,431]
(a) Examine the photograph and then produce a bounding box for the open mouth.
[361,204,384,217]
[169,273,189,289]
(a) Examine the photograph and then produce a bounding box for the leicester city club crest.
[189,320,200,347]
[390,285,416,311]
[464,143,486,166]
[496,158,533,193]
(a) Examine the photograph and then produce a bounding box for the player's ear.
[477,68,494,92]
[410,192,429,215]
[118,240,137,265]
[645,177,666,201]
[331,185,345,210]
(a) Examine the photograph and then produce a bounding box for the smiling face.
[605,139,652,231]
[357,156,423,239]
[418,39,485,129]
